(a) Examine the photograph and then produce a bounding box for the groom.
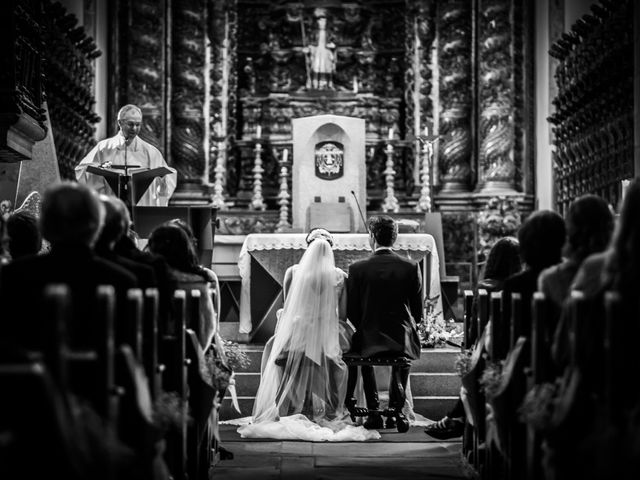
[346,215,423,431]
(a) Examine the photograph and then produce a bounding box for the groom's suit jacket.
[347,249,423,360]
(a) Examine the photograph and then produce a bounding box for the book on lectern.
[86,165,173,204]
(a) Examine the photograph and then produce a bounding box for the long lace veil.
[251,238,347,423]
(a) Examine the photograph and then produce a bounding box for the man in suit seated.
[0,182,137,354]
[346,215,423,431]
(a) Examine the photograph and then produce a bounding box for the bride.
[238,229,379,441]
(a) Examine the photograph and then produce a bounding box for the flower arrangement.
[519,382,558,431]
[454,349,473,377]
[204,349,233,391]
[221,340,251,372]
[418,294,463,348]
[153,391,189,433]
[479,360,504,399]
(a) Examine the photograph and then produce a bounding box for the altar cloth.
[238,233,443,338]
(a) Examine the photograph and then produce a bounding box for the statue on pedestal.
[303,8,336,90]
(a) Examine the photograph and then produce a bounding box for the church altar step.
[220,344,460,421]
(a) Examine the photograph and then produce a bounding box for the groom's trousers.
[356,364,411,411]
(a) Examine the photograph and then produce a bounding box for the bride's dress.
[237,239,380,441]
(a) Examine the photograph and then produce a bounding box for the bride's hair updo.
[305,227,334,247]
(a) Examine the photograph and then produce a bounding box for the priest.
[75,104,177,206]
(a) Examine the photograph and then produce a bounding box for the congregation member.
[95,194,157,289]
[147,223,217,350]
[346,215,423,432]
[425,236,521,440]
[75,104,177,207]
[0,182,137,354]
[538,194,614,309]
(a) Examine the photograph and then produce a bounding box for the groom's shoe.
[395,412,410,433]
[364,412,383,430]
[385,415,396,429]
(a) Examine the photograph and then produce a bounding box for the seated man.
[346,215,423,431]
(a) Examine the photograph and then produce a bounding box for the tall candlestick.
[415,138,433,212]
[381,142,399,213]
[250,141,266,210]
[276,149,291,232]
[212,140,228,210]
[256,125,262,138]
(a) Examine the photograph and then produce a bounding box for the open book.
[86,165,173,205]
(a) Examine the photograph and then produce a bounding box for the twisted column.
[437,0,473,193]
[477,0,517,193]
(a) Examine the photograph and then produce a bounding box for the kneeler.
[342,354,412,432]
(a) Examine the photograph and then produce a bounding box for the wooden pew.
[115,344,168,480]
[143,288,163,401]
[526,292,552,480]
[463,290,474,348]
[126,288,144,361]
[161,290,189,480]
[0,361,87,479]
[185,328,217,480]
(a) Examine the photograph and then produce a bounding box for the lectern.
[86,164,173,212]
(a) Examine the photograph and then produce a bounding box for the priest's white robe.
[75,132,177,206]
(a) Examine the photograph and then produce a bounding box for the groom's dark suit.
[347,248,423,410]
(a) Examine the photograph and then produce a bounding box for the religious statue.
[304,8,336,90]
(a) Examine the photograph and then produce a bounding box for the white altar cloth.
[238,233,443,335]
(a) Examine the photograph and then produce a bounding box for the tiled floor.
[212,426,467,479]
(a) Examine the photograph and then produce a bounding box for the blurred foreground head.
[40,182,104,248]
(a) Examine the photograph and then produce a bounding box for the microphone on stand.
[350,190,368,232]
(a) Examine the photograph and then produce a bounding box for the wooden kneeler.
[341,355,412,433]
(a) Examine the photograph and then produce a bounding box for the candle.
[424,125,429,137]
[369,147,374,157]
[282,148,288,163]
[256,125,262,138]
[388,127,394,140]
[353,76,358,94]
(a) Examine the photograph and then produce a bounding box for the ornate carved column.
[113,0,168,154]
[406,0,436,188]
[437,0,473,193]
[476,0,518,193]
[169,0,210,204]
[209,0,237,200]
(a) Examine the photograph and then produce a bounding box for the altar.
[238,233,443,343]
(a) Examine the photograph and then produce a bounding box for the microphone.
[351,190,368,232]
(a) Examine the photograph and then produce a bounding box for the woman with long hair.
[148,223,218,350]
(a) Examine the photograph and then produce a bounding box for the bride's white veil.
[251,238,347,423]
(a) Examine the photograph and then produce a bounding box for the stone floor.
[212,425,468,479]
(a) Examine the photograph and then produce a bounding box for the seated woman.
[147,223,217,350]
[238,229,377,441]
[425,236,521,440]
